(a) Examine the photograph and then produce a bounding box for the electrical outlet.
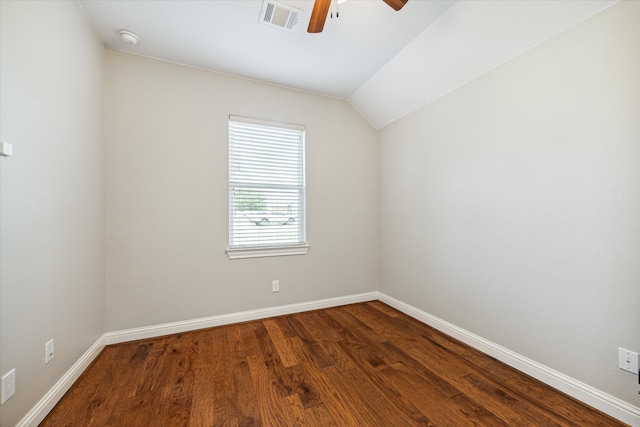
[272,280,280,292]
[1,369,16,404]
[618,348,638,374]
[45,339,54,364]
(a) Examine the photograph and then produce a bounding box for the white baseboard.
[19,291,639,426]
[17,292,377,426]
[104,291,378,345]
[16,334,106,427]
[376,292,640,427]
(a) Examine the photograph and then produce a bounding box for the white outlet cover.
[1,369,16,404]
[618,347,638,374]
[45,339,54,364]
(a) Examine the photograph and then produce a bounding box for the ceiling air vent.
[259,0,300,31]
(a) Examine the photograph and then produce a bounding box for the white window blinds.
[228,115,306,252]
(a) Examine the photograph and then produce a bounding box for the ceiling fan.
[307,0,408,33]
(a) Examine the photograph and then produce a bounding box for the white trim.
[18,292,640,426]
[105,291,377,345]
[376,292,640,427]
[226,244,309,259]
[15,293,376,425]
[229,114,304,132]
[16,334,106,427]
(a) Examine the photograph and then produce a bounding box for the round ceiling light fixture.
[118,30,139,46]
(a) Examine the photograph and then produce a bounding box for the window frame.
[226,115,309,259]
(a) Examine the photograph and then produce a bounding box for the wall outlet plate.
[618,347,638,374]
[45,339,54,364]
[1,369,16,404]
[272,280,280,292]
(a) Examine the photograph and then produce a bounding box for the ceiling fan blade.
[383,0,408,11]
[307,0,331,33]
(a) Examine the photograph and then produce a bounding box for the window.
[227,115,308,259]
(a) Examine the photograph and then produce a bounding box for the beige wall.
[3,1,638,423]
[105,51,379,331]
[378,0,640,405]
[0,1,106,426]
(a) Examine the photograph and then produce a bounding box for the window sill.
[226,245,309,260]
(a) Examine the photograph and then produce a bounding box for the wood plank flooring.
[40,301,626,426]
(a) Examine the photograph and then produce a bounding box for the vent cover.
[259,0,300,31]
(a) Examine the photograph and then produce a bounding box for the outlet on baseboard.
[272,280,280,292]
[618,347,638,374]
[45,339,54,364]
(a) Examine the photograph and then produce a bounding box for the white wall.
[0,1,106,426]
[105,51,378,331]
[379,0,639,406]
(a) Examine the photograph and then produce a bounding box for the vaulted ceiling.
[79,0,617,129]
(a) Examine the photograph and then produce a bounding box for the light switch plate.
[0,140,13,157]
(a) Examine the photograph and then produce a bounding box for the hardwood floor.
[41,302,626,426]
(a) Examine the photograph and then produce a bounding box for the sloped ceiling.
[349,0,619,129]
[79,0,618,130]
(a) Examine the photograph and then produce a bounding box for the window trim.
[227,115,308,259]
[226,244,310,260]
